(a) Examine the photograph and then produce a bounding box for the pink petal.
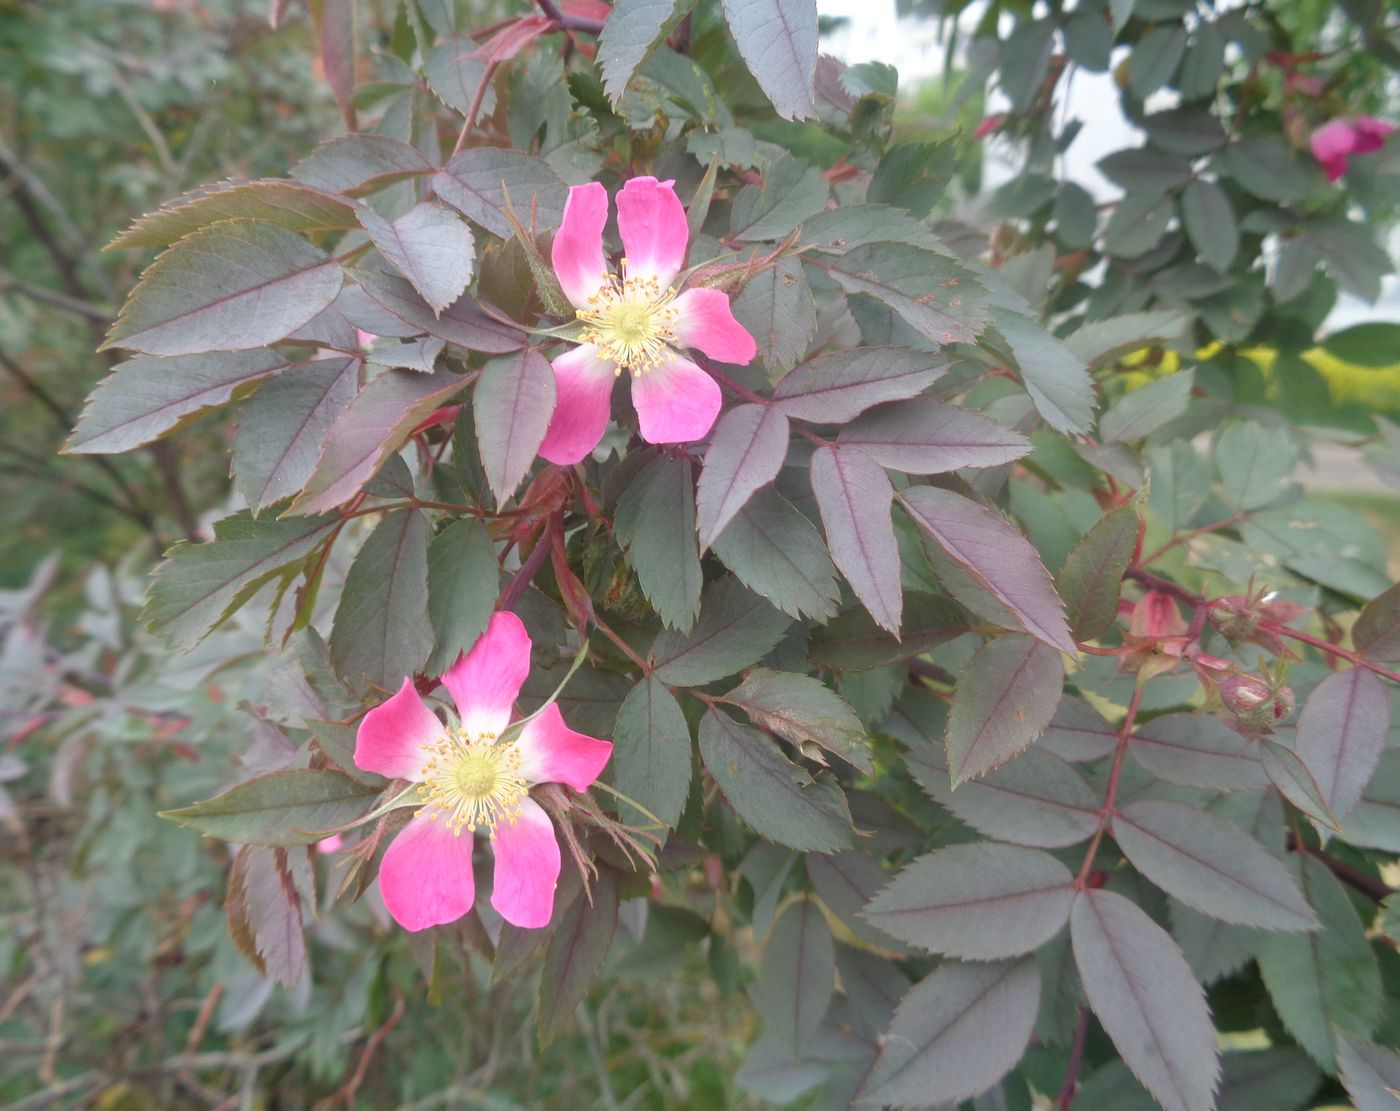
[354,678,443,781]
[1311,120,1356,178]
[489,797,561,928]
[1352,115,1394,153]
[378,813,476,931]
[316,834,344,855]
[440,612,533,738]
[552,182,611,309]
[515,703,613,790]
[630,351,722,444]
[539,343,618,465]
[616,176,689,288]
[672,287,758,365]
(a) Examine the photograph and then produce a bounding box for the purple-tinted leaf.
[837,397,1029,475]
[809,445,901,634]
[291,134,435,196]
[292,368,471,514]
[1353,582,1400,662]
[433,148,568,238]
[697,404,790,550]
[612,676,692,830]
[834,944,910,1035]
[731,255,816,378]
[860,958,1040,1107]
[424,36,496,118]
[901,485,1075,655]
[652,578,790,685]
[425,518,499,676]
[825,244,990,346]
[864,842,1075,959]
[1130,713,1269,790]
[105,220,344,356]
[725,668,869,772]
[161,768,378,845]
[945,633,1065,785]
[616,454,703,631]
[1337,1031,1400,1111]
[752,896,834,1054]
[1259,738,1341,833]
[1040,694,1118,762]
[227,846,306,988]
[317,0,357,129]
[598,0,697,103]
[1055,502,1141,641]
[474,349,555,503]
[723,0,818,120]
[712,489,840,621]
[352,268,526,353]
[807,592,966,671]
[771,346,947,424]
[1071,889,1220,1111]
[537,867,619,1045]
[358,201,475,316]
[807,851,905,949]
[1295,667,1391,827]
[1112,799,1318,931]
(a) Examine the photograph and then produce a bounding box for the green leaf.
[1218,1047,1322,1110]
[1181,180,1239,272]
[1099,148,1195,192]
[1072,888,1220,1111]
[145,509,341,650]
[825,244,990,347]
[652,577,791,685]
[771,346,947,423]
[1171,901,1262,987]
[1131,713,1268,790]
[725,668,870,773]
[698,709,852,852]
[1294,666,1390,827]
[1179,21,1225,100]
[711,488,839,622]
[807,591,965,671]
[866,139,954,218]
[730,255,815,378]
[329,509,432,690]
[1056,502,1140,640]
[433,147,568,239]
[612,676,692,829]
[357,200,475,316]
[800,205,943,253]
[722,0,818,120]
[66,350,289,455]
[1214,421,1297,512]
[864,842,1075,959]
[353,268,527,353]
[161,769,378,845]
[537,866,619,1045]
[902,485,1075,656]
[105,220,344,356]
[1100,370,1195,443]
[1323,323,1400,369]
[599,0,697,102]
[1146,439,1212,534]
[616,453,704,632]
[1257,856,1383,1071]
[834,944,910,1034]
[107,179,358,251]
[1066,310,1189,368]
[696,404,790,551]
[859,959,1041,1107]
[729,153,828,241]
[751,897,834,1054]
[808,853,905,951]
[1102,192,1174,258]
[425,518,499,675]
[290,133,435,196]
[1224,136,1319,203]
[292,368,471,514]
[837,398,1029,474]
[423,36,496,118]
[1129,23,1187,98]
[1144,107,1227,156]
[810,445,901,635]
[990,308,1097,435]
[945,634,1065,785]
[1259,739,1341,834]
[1112,799,1318,931]
[474,348,555,504]
[1000,19,1055,113]
[1353,581,1400,661]
[1054,182,1098,249]
[1337,1031,1400,1111]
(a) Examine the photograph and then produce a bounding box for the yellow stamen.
[576,258,679,377]
[417,728,527,837]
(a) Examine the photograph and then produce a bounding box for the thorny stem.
[1287,834,1395,903]
[534,0,607,34]
[590,612,649,672]
[497,517,557,612]
[1074,685,1144,888]
[450,61,500,158]
[1057,1007,1090,1110]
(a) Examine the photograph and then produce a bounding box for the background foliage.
[5,0,1400,1109]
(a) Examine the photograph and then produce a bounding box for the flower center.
[417,729,527,836]
[576,261,678,376]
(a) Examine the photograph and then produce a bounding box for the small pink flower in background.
[1310,115,1394,181]
[974,115,1006,139]
[316,833,344,855]
[539,176,758,465]
[353,613,612,931]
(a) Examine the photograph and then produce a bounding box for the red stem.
[1075,685,1144,887]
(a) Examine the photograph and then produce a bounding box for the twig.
[1287,835,1394,903]
[0,274,112,321]
[450,62,500,158]
[1075,685,1144,887]
[1057,1007,1090,1110]
[535,0,607,33]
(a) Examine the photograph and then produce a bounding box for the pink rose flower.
[539,176,758,464]
[353,612,612,932]
[1310,115,1394,181]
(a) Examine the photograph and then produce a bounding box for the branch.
[535,0,607,33]
[0,274,112,322]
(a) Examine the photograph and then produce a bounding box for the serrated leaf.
[867,139,954,218]
[1257,855,1383,1071]
[612,676,692,829]
[808,852,904,950]
[1259,739,1341,834]
[1337,1031,1400,1111]
[537,867,619,1045]
[425,518,499,675]
[902,485,1075,655]
[1354,582,1400,662]
[945,634,1065,785]
[1100,371,1195,443]
[433,148,568,239]
[1170,901,1262,986]
[1071,888,1220,1111]
[1295,667,1391,828]
[108,179,358,251]
[1112,799,1318,931]
[834,944,910,1035]
[696,404,790,550]
[66,350,289,455]
[291,368,471,514]
[860,958,1041,1107]
[423,36,496,118]
[990,308,1097,435]
[162,769,378,844]
[1130,712,1269,790]
[771,346,947,423]
[725,668,870,773]
[723,0,818,120]
[105,220,344,356]
[711,488,840,621]
[698,709,852,852]
[652,577,791,685]
[1056,503,1140,640]
[290,133,435,195]
[825,244,989,346]
[226,846,307,987]
[145,509,340,650]
[752,897,834,1054]
[730,255,816,378]
[864,843,1074,959]
[729,153,828,240]
[616,453,704,632]
[599,0,696,102]
[1343,749,1400,852]
[1214,421,1297,512]
[473,348,555,503]
[1040,695,1118,762]
[1065,310,1189,368]
[358,201,475,316]
[807,592,966,671]
[837,398,1029,475]
[810,445,902,634]
[329,509,432,690]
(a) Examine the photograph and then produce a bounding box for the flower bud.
[1209,596,1260,641]
[1220,674,1295,730]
